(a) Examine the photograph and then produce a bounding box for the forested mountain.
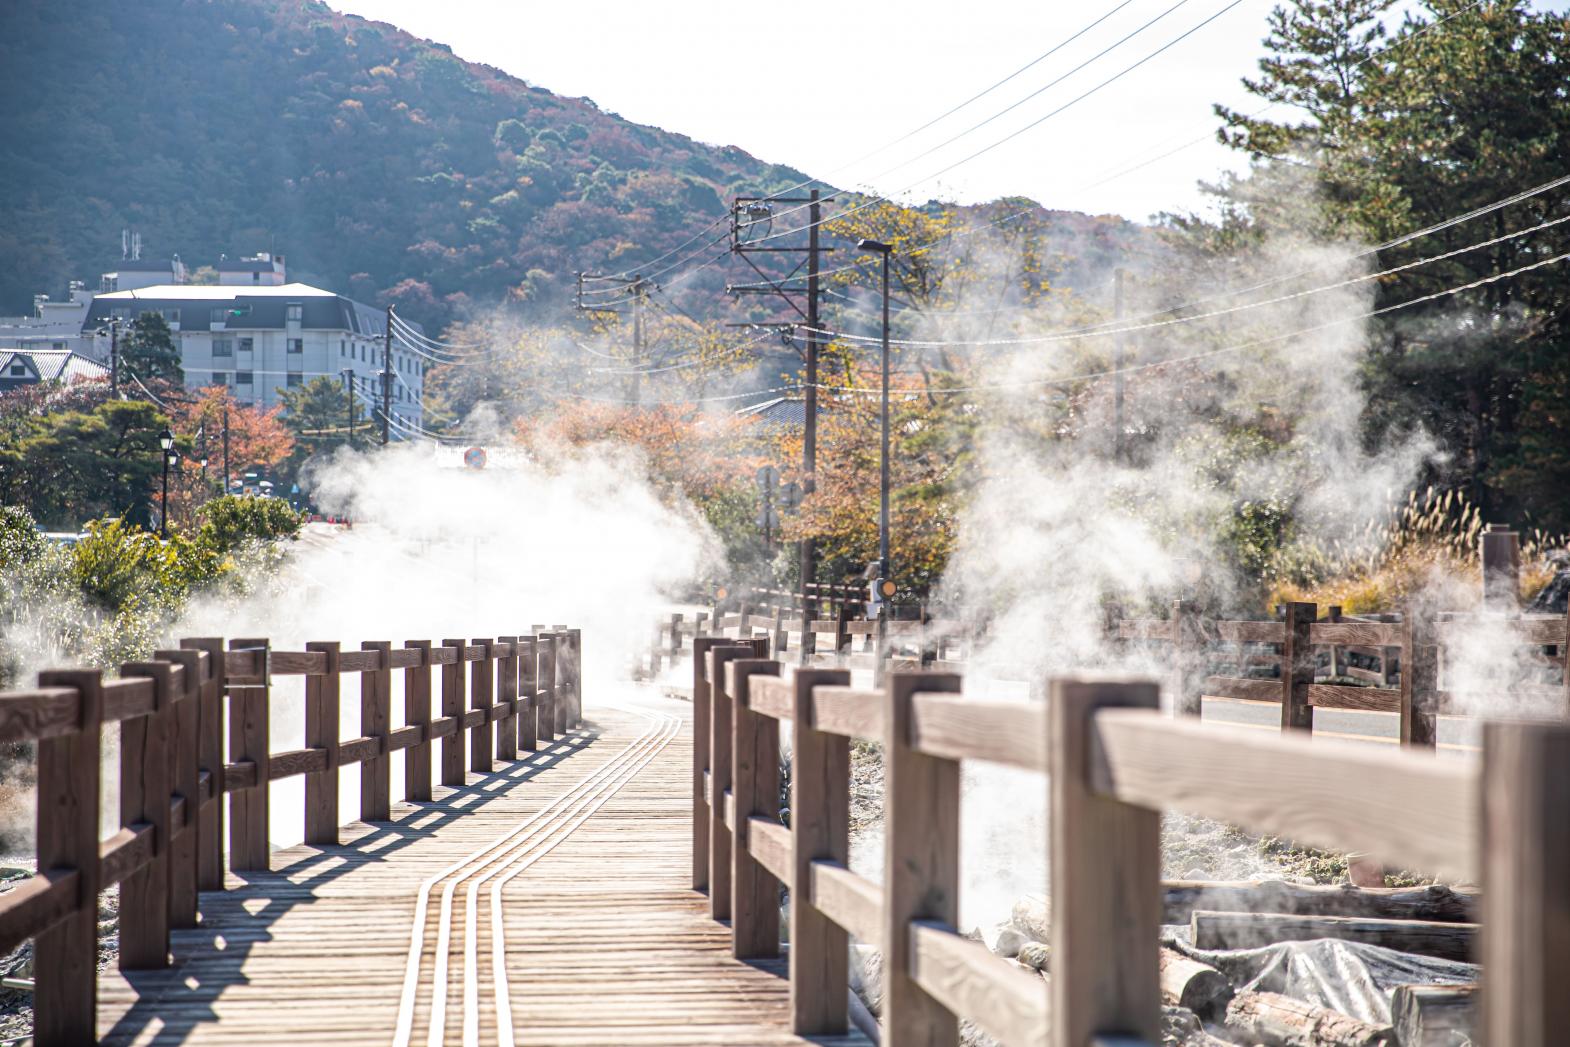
[0,0,1146,331]
[0,0,821,322]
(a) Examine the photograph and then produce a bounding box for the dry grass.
[1271,486,1567,612]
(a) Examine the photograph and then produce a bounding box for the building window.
[286,373,302,387]
[161,308,180,324]
[286,303,303,322]
[236,370,253,385]
[238,337,253,353]
[51,341,65,350]
[213,337,233,357]
[340,339,346,355]
[212,371,229,386]
[288,338,303,354]
[252,272,260,284]
[9,363,27,376]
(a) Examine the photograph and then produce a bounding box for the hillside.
[0,0,818,324]
[0,0,1146,329]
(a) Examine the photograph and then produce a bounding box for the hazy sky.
[333,0,1567,224]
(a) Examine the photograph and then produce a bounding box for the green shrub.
[197,495,303,553]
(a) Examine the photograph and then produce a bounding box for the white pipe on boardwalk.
[388,709,669,1047]
[489,712,684,1047]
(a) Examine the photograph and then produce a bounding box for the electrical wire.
[748,0,1141,205]
[824,245,1570,396]
[804,207,1570,348]
[1072,0,1489,198]
[749,0,1247,245]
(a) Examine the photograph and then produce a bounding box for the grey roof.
[83,284,421,337]
[0,349,110,384]
[736,397,806,430]
[217,259,281,272]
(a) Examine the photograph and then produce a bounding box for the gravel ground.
[0,861,120,1044]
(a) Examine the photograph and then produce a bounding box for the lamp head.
[157,428,174,452]
[857,238,892,254]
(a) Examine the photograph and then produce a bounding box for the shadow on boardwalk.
[98,724,601,1046]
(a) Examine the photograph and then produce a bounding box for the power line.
[742,0,1142,207]
[749,0,1247,245]
[804,206,1570,348]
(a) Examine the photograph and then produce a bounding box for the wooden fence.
[0,626,581,1047]
[1115,600,1570,747]
[691,638,1570,1046]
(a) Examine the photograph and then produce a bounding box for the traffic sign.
[464,447,487,470]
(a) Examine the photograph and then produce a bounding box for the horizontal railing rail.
[0,625,582,1047]
[690,641,1569,1046]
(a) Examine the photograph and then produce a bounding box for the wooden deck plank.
[97,695,867,1046]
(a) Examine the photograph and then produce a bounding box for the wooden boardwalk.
[95,694,867,1046]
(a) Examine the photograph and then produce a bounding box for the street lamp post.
[857,239,894,589]
[158,428,175,537]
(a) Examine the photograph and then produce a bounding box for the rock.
[1162,1005,1232,1047]
[1183,867,1209,881]
[1016,941,1049,971]
[981,921,1027,958]
[1011,893,1050,941]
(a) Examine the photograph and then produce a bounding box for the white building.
[82,262,426,432]
[0,281,101,356]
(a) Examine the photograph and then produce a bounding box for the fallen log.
[1226,990,1393,1046]
[1391,984,1477,1047]
[1163,880,1477,925]
[1160,946,1232,1020]
[1191,911,1477,963]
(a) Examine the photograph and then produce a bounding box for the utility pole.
[727,191,835,660]
[381,306,393,445]
[802,189,821,635]
[631,275,646,406]
[109,318,120,398]
[576,272,652,405]
[1113,267,1126,464]
[341,368,355,451]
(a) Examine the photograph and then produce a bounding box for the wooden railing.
[1115,600,1570,747]
[691,638,1570,1046]
[0,626,581,1047]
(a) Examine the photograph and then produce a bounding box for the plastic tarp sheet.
[1166,933,1476,1025]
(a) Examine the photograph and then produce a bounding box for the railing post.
[404,640,433,801]
[154,647,201,928]
[441,639,467,786]
[228,638,271,871]
[1401,606,1438,748]
[836,603,851,661]
[567,627,583,728]
[1172,599,1202,717]
[33,668,101,1047]
[1280,602,1315,732]
[772,605,787,655]
[118,660,173,970]
[304,641,341,844]
[1325,605,1343,679]
[470,639,494,772]
[181,638,226,891]
[537,634,557,741]
[881,669,962,1046]
[1481,719,1570,1044]
[670,613,683,665]
[1481,523,1521,612]
[496,636,519,762]
[791,667,852,1034]
[1049,678,1162,1047]
[518,635,538,754]
[362,640,392,820]
[730,657,783,958]
[691,636,726,891]
[707,641,763,921]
